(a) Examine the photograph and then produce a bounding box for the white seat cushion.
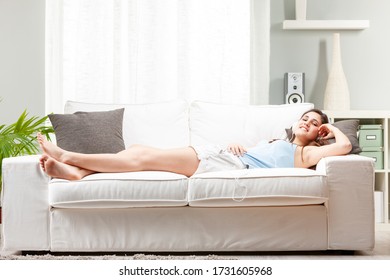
[49,171,189,208]
[188,168,327,207]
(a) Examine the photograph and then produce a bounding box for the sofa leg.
[0,250,23,257]
[329,250,355,255]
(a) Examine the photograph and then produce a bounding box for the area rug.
[0,253,236,260]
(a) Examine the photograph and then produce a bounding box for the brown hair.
[303,109,329,126]
[287,108,329,146]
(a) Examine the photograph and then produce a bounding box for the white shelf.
[283,20,370,30]
[323,110,389,119]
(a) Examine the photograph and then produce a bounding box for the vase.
[323,33,350,111]
[295,0,307,20]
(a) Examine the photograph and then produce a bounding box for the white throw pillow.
[65,100,190,148]
[189,101,314,148]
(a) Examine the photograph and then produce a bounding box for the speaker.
[285,72,305,104]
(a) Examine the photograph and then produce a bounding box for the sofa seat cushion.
[49,171,188,208]
[188,168,327,207]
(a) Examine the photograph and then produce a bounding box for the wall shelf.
[283,20,370,30]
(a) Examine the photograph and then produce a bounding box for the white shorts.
[191,145,247,175]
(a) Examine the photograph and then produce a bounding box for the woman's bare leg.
[61,145,199,177]
[40,154,95,180]
[38,133,200,177]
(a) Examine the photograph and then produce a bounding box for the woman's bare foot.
[37,133,66,162]
[39,154,49,172]
[40,155,91,180]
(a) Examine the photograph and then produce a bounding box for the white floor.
[234,226,390,260]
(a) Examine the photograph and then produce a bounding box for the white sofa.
[1,100,375,252]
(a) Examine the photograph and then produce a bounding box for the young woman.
[38,109,352,180]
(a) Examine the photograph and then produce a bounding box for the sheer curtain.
[46,0,269,114]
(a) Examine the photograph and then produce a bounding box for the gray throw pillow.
[48,108,125,154]
[327,119,362,154]
[285,119,361,154]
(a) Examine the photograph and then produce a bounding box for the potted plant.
[0,99,53,224]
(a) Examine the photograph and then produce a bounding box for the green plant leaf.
[0,108,54,194]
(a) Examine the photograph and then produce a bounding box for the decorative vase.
[323,33,350,111]
[295,0,307,20]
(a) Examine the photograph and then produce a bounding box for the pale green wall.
[270,0,390,110]
[0,0,45,125]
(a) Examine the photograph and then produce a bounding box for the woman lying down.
[38,109,351,180]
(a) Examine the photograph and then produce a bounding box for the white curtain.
[46,0,269,114]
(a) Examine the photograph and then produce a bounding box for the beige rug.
[0,252,236,260]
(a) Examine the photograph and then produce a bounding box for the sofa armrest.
[1,155,50,251]
[316,155,375,250]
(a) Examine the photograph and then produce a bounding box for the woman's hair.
[287,108,329,146]
[303,108,329,126]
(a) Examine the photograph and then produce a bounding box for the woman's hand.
[227,143,247,156]
[318,123,336,140]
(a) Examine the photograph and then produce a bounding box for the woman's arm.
[299,123,352,168]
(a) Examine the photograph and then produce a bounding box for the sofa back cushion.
[64,100,314,149]
[65,100,190,148]
[189,101,314,147]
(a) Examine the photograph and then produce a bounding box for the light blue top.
[239,140,297,168]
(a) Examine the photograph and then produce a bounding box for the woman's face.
[295,111,323,142]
